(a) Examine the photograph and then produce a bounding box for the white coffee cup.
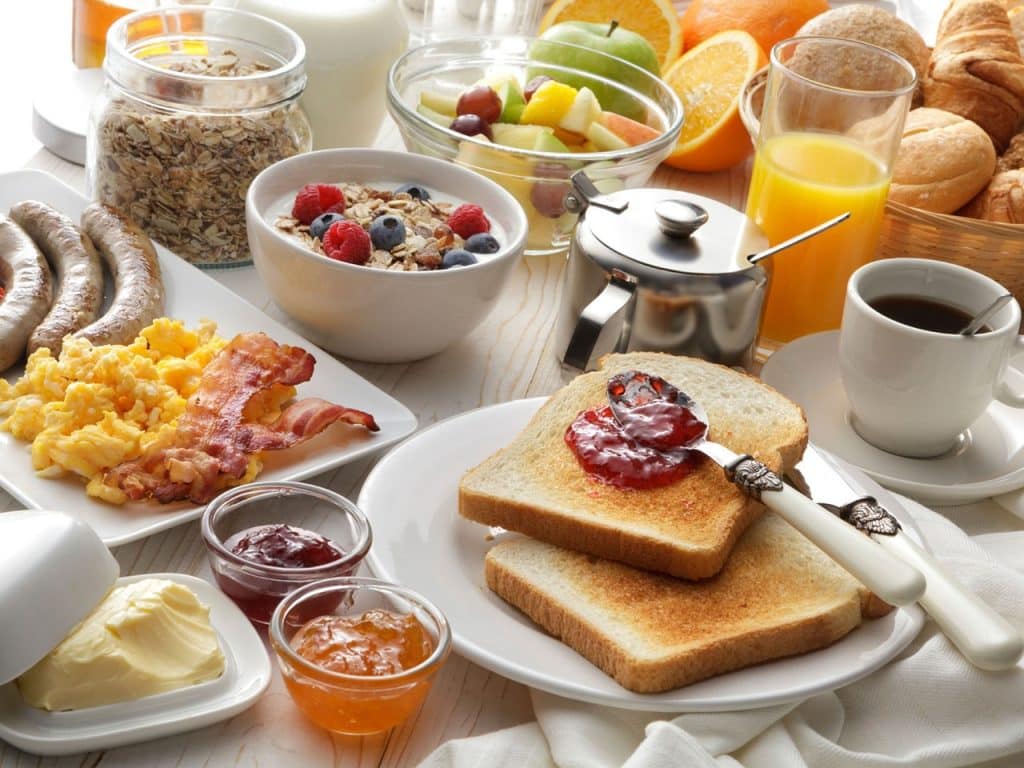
[839,258,1024,458]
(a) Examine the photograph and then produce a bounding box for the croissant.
[959,168,1024,222]
[924,0,1024,151]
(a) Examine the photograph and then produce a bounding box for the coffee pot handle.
[562,271,637,371]
[996,336,1024,407]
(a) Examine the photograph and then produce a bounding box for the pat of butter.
[17,578,225,711]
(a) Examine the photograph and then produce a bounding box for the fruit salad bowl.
[387,36,684,256]
[246,149,528,363]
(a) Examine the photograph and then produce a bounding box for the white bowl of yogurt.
[247,148,528,363]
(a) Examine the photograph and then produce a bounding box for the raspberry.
[322,220,371,265]
[447,204,491,239]
[291,184,346,225]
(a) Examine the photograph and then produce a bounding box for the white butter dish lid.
[0,510,119,685]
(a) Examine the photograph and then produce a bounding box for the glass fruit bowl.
[387,36,684,256]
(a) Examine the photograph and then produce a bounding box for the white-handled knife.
[790,445,1024,671]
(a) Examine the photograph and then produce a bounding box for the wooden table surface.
[0,3,755,765]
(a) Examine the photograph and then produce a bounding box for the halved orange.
[538,0,683,72]
[662,30,767,173]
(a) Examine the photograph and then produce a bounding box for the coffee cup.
[839,258,1024,458]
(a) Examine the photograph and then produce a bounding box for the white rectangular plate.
[0,573,271,757]
[0,170,417,545]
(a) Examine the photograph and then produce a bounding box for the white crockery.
[359,397,926,711]
[247,149,528,363]
[761,331,1024,504]
[839,258,1024,458]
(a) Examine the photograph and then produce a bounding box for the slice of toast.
[460,352,807,580]
[485,514,891,693]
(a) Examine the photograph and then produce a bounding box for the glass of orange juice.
[747,36,916,347]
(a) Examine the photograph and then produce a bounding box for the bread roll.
[960,168,1024,222]
[998,132,1024,170]
[1010,6,1024,56]
[889,108,997,213]
[798,4,930,104]
[923,0,1024,152]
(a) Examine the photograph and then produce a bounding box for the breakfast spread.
[6,0,1023,758]
[0,201,165,374]
[275,182,497,269]
[0,319,378,505]
[17,578,224,711]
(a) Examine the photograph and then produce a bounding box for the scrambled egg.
[0,319,285,505]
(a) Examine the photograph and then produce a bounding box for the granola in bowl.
[274,182,502,271]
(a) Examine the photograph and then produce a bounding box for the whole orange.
[680,0,830,55]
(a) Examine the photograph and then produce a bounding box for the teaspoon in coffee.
[960,293,1013,336]
[608,372,926,607]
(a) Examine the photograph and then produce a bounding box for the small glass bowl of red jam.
[201,481,372,626]
[269,577,451,735]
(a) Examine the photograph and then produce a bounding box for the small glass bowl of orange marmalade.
[269,576,451,735]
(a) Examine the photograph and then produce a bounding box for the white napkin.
[418,502,1024,768]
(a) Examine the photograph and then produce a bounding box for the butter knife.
[790,445,1024,671]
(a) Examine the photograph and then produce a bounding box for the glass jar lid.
[584,188,768,275]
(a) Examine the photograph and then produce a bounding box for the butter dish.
[0,511,271,756]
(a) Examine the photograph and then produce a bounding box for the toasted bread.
[485,514,891,693]
[460,353,808,580]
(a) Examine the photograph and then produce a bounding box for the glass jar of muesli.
[87,6,312,268]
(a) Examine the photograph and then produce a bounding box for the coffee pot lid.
[578,185,768,275]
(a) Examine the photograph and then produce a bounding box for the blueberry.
[464,232,500,255]
[442,249,478,269]
[310,212,345,241]
[394,183,431,201]
[368,215,406,251]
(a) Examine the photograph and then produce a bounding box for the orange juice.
[746,132,890,344]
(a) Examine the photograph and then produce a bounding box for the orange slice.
[539,0,683,72]
[662,30,767,173]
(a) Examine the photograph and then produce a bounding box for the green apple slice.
[558,87,602,135]
[533,131,571,153]
[492,123,553,150]
[417,103,453,128]
[495,80,526,124]
[419,89,459,117]
[585,121,630,151]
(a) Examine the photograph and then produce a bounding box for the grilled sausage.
[0,215,52,372]
[77,203,164,346]
[10,200,103,357]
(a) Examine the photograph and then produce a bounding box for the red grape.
[530,163,571,218]
[450,114,493,140]
[457,85,502,123]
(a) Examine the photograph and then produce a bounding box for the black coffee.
[868,295,988,334]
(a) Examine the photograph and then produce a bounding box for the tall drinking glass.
[746,36,916,347]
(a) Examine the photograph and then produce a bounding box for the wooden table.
[3,3,1022,767]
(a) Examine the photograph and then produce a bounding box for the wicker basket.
[879,202,1024,309]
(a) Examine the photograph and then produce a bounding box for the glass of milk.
[213,0,409,149]
[399,0,544,44]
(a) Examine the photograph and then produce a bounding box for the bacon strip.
[104,332,378,504]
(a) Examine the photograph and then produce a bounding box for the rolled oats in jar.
[87,6,312,267]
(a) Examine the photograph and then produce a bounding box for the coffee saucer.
[760,331,1024,505]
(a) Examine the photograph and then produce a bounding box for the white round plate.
[360,397,925,712]
[761,331,1024,505]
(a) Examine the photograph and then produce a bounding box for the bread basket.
[739,67,1024,308]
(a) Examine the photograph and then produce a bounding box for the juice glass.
[747,37,916,346]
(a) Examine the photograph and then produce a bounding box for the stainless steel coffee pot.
[556,172,771,371]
